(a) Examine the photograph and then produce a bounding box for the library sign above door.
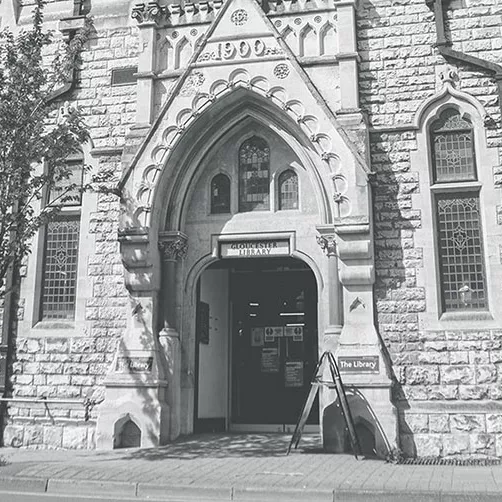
[220,239,290,258]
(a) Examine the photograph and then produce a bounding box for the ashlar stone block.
[443,434,470,456]
[45,338,69,354]
[405,365,440,385]
[428,385,458,400]
[470,433,495,455]
[429,414,449,433]
[414,434,442,457]
[440,366,475,385]
[62,426,89,449]
[458,385,489,400]
[476,365,498,383]
[44,426,63,448]
[3,425,24,447]
[401,413,428,433]
[486,414,502,433]
[25,425,44,446]
[450,414,485,433]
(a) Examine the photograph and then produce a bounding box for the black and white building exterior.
[1,0,502,458]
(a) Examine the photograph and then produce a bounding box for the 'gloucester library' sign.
[220,239,290,258]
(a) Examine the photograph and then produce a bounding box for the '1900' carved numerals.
[199,39,279,62]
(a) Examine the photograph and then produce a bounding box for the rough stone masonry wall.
[359,0,502,457]
[2,17,138,448]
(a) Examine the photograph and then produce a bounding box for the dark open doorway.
[195,257,319,433]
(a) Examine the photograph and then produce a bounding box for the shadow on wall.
[357,0,428,461]
[322,390,390,458]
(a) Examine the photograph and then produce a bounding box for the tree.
[0,0,93,296]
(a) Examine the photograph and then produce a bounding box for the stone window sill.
[439,311,493,323]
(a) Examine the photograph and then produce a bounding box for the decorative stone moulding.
[158,231,189,261]
[131,0,338,27]
[230,8,248,25]
[316,234,337,256]
[118,228,160,292]
[131,70,350,227]
[132,1,165,25]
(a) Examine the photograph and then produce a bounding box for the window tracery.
[238,136,270,212]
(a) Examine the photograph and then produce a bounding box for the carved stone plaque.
[116,356,154,373]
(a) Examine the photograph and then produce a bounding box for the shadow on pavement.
[117,433,324,460]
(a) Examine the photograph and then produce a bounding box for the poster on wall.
[251,327,264,347]
[264,326,283,343]
[284,361,304,387]
[261,348,280,373]
[285,326,303,342]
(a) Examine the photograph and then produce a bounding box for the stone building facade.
[0,0,501,458]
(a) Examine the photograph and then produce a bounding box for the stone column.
[132,2,164,126]
[316,231,343,350]
[157,231,188,440]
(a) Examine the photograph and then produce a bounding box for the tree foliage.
[0,0,92,295]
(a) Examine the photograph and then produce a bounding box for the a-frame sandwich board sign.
[287,351,361,460]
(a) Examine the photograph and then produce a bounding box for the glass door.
[230,262,318,430]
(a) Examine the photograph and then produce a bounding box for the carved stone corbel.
[132,2,165,25]
[118,227,158,292]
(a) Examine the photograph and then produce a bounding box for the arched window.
[41,148,84,320]
[430,109,487,312]
[238,136,270,212]
[278,169,298,210]
[210,174,230,214]
[431,108,476,183]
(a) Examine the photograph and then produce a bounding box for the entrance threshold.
[230,424,319,434]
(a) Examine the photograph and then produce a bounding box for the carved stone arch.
[414,82,488,131]
[281,25,298,54]
[209,170,232,214]
[299,23,317,57]
[149,87,333,234]
[174,37,191,70]
[319,22,337,56]
[276,167,300,211]
[157,36,173,73]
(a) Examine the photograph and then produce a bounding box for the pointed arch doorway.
[195,256,319,434]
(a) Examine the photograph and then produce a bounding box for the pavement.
[0,433,501,501]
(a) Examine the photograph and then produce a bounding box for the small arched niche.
[113,415,141,449]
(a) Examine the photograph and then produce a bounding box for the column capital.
[317,234,337,257]
[158,231,188,261]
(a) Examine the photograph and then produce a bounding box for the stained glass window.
[40,217,81,320]
[431,109,476,183]
[436,194,487,311]
[211,174,230,214]
[239,136,270,212]
[278,169,298,210]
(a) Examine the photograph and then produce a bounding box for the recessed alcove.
[113,415,142,449]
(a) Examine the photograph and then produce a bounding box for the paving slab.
[0,433,501,501]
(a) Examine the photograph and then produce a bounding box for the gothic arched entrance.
[195,256,319,433]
